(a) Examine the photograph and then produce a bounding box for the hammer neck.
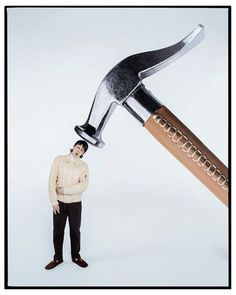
[123,84,163,125]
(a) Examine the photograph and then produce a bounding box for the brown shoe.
[45,259,63,270]
[72,255,88,268]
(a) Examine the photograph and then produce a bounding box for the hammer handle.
[144,105,228,206]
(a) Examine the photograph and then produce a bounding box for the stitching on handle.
[153,114,228,191]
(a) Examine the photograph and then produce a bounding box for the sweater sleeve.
[63,164,89,196]
[48,157,59,206]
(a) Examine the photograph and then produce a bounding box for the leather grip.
[144,106,228,206]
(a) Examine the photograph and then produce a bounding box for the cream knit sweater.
[48,154,89,206]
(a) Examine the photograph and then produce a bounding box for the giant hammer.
[75,25,228,207]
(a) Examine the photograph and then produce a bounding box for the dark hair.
[70,140,89,158]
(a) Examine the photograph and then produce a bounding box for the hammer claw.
[138,24,205,79]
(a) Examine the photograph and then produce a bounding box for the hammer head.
[75,25,204,147]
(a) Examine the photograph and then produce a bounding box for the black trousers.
[53,200,82,260]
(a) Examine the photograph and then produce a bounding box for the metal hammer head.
[75,25,205,147]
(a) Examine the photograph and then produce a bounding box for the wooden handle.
[144,106,228,206]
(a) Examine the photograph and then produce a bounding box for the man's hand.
[56,186,64,195]
[53,204,60,215]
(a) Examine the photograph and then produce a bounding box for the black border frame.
[4,5,231,289]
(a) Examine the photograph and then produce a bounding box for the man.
[45,140,89,270]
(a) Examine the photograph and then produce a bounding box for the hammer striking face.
[75,25,228,207]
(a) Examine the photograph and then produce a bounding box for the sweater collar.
[66,153,81,163]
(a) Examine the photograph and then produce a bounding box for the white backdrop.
[8,7,228,287]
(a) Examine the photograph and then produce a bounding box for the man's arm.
[48,157,59,206]
[63,165,89,195]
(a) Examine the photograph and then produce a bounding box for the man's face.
[72,144,85,158]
